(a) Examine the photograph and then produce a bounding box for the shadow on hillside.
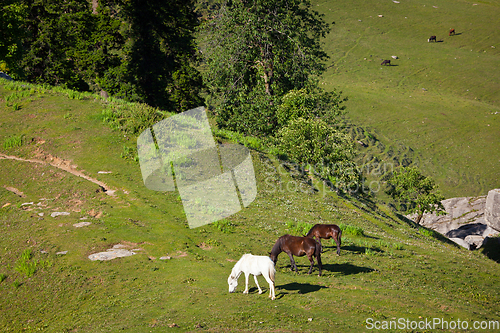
[278,282,327,294]
[322,263,375,275]
[394,212,419,229]
[480,237,500,263]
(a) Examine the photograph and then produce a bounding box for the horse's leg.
[243,273,250,294]
[253,275,263,294]
[336,230,342,256]
[317,250,323,277]
[287,252,298,273]
[263,273,275,300]
[270,281,275,300]
[307,254,314,274]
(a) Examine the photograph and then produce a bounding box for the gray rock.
[88,246,136,261]
[449,238,470,250]
[51,212,70,217]
[73,221,92,228]
[464,235,487,249]
[407,191,500,250]
[485,189,500,232]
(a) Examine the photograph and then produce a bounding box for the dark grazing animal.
[381,59,391,66]
[270,234,322,276]
[428,35,437,42]
[449,29,455,36]
[305,224,342,255]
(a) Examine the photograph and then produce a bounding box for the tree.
[277,117,360,191]
[386,167,445,224]
[201,0,332,136]
[0,1,27,78]
[12,0,204,112]
[119,0,203,110]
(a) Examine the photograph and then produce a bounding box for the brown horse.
[449,29,455,36]
[306,224,342,256]
[270,234,322,276]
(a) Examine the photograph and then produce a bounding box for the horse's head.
[227,274,238,293]
[269,252,278,265]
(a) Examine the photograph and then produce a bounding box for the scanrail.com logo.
[137,107,256,228]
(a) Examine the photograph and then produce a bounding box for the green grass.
[0,81,498,331]
[315,0,500,197]
[1,1,500,330]
[3,134,25,149]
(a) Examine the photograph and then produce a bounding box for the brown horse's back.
[305,224,342,255]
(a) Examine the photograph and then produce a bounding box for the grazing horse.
[227,254,276,300]
[305,224,342,255]
[428,35,437,42]
[381,60,391,66]
[449,29,455,36]
[270,234,322,276]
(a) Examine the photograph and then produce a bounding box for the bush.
[338,223,364,236]
[286,221,314,236]
[276,87,346,128]
[276,117,361,190]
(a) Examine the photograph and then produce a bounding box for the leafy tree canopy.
[201,0,333,136]
[277,117,360,191]
[386,167,445,224]
[5,0,203,112]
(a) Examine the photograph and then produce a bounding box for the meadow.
[1,0,500,331]
[315,0,500,197]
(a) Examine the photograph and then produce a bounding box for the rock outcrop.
[485,189,500,231]
[407,189,500,250]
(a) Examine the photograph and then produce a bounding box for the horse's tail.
[315,240,322,257]
[269,261,276,283]
[315,240,323,276]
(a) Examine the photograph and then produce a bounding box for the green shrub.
[0,273,6,283]
[276,87,346,128]
[15,249,37,278]
[212,219,234,233]
[3,134,25,149]
[338,223,364,236]
[286,221,314,236]
[276,117,361,190]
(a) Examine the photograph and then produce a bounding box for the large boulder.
[407,193,499,250]
[485,189,500,232]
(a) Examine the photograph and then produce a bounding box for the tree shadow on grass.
[278,282,327,295]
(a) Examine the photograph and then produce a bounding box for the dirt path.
[0,152,116,196]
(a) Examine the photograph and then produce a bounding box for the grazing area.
[316,0,500,197]
[1,0,499,331]
[0,80,499,332]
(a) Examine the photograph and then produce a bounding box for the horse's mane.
[270,236,284,256]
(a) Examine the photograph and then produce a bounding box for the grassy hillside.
[314,0,500,197]
[1,80,500,332]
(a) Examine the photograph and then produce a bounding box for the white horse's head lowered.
[227,273,238,293]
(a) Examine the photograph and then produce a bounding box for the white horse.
[227,254,276,300]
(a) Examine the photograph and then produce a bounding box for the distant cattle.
[381,59,391,66]
[428,35,437,42]
[449,29,455,36]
